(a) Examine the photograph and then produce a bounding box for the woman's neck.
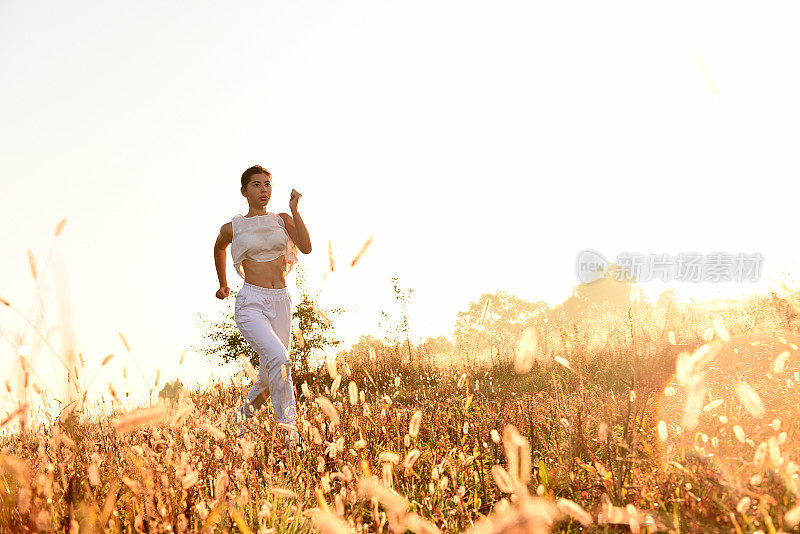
[245,208,268,217]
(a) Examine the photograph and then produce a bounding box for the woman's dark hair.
[241,165,272,189]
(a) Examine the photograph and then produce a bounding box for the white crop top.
[230,212,299,279]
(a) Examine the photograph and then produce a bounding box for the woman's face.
[243,173,272,207]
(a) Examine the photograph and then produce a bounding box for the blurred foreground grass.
[3,228,800,532]
[4,301,800,533]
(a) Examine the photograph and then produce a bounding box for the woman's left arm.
[282,189,312,254]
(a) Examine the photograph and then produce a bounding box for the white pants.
[234,282,298,428]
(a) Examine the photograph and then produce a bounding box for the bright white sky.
[2,1,799,413]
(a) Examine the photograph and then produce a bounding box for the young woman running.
[213,165,312,445]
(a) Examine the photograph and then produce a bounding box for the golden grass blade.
[114,405,169,434]
[457,373,466,389]
[405,512,441,534]
[556,498,593,526]
[121,476,142,495]
[695,53,722,99]
[170,401,194,428]
[357,476,409,516]
[228,504,252,534]
[98,479,120,527]
[490,465,514,493]
[316,488,330,512]
[331,375,342,398]
[350,234,374,268]
[328,240,336,272]
[312,508,353,534]
[315,306,332,326]
[238,353,258,383]
[712,318,730,341]
[200,422,225,441]
[27,250,37,280]
[676,341,724,384]
[295,328,306,349]
[118,332,132,352]
[785,503,800,529]
[0,405,28,429]
[502,424,530,485]
[55,218,67,236]
[702,399,723,413]
[202,498,228,531]
[479,298,491,328]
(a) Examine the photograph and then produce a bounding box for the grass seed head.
[774,351,790,375]
[348,381,358,405]
[403,449,420,470]
[556,498,593,526]
[118,332,132,352]
[27,250,37,280]
[735,382,764,418]
[657,420,668,442]
[408,410,423,438]
[515,328,538,373]
[327,240,336,272]
[114,404,169,434]
[327,355,338,379]
[785,503,800,529]
[295,327,306,349]
[312,508,352,534]
[200,422,225,441]
[350,234,374,268]
[316,397,340,426]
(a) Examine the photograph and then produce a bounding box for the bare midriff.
[242,256,288,289]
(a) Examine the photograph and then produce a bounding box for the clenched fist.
[216,286,230,299]
[289,189,302,212]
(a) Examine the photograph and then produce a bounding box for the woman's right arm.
[214,222,233,299]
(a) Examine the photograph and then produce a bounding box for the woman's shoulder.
[218,221,234,243]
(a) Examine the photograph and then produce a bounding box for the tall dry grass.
[4,225,800,532]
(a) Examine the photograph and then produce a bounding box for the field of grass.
[3,291,800,533]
